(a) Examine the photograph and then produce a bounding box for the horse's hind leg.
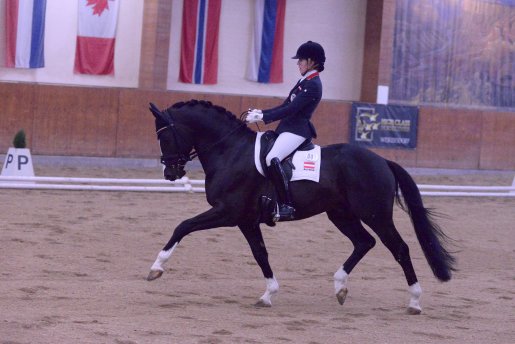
[327,210,376,306]
[239,224,278,307]
[362,217,422,314]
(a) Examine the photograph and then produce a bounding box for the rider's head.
[292,41,326,75]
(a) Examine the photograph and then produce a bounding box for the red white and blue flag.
[179,0,221,84]
[246,0,285,83]
[74,0,120,75]
[5,0,46,68]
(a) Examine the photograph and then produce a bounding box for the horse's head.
[149,103,194,181]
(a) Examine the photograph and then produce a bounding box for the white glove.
[245,109,263,123]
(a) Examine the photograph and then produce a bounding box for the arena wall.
[0,82,513,170]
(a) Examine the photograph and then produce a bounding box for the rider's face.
[297,58,315,75]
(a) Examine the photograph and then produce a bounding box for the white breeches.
[266,132,306,166]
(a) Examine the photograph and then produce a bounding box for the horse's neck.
[195,126,255,175]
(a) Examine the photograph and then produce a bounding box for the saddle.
[259,130,315,179]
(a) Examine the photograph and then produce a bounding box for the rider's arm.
[262,80,321,124]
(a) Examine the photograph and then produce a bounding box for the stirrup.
[273,204,296,222]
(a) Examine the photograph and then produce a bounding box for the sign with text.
[1,148,35,177]
[350,102,419,149]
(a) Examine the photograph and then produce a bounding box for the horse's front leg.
[239,224,279,307]
[147,206,235,281]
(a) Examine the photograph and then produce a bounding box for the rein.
[156,110,247,167]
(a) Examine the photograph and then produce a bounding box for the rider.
[245,41,325,221]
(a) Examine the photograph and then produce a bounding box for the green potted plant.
[1,129,35,177]
[13,129,27,149]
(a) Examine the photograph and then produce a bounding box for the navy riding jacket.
[262,72,322,139]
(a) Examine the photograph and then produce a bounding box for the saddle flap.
[258,131,294,179]
[258,130,314,177]
[255,131,320,183]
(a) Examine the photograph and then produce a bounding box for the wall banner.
[350,102,419,149]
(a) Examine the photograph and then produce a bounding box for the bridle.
[154,108,247,170]
[156,118,197,170]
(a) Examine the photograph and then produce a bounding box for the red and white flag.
[303,161,315,171]
[74,0,119,75]
[179,0,221,84]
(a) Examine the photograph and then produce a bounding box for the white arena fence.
[1,175,515,197]
[0,176,205,193]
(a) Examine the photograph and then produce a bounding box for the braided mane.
[170,99,249,129]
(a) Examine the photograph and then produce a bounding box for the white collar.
[299,70,318,83]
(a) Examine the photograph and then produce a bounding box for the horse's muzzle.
[163,166,186,181]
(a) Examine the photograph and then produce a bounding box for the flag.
[303,161,315,171]
[179,0,221,84]
[5,0,47,68]
[246,0,285,83]
[74,0,120,75]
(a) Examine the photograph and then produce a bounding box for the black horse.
[147,99,455,314]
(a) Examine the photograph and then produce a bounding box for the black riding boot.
[269,158,295,222]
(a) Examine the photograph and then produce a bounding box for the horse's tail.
[386,160,456,282]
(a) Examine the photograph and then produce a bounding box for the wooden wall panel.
[116,89,169,158]
[479,111,515,170]
[32,85,120,156]
[415,107,482,169]
[210,94,243,115]
[313,101,350,146]
[0,83,36,152]
[1,82,514,170]
[370,146,417,167]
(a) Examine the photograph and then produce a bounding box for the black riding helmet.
[292,41,326,72]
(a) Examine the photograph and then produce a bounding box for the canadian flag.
[74,0,119,75]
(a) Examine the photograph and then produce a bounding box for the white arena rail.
[1,176,515,197]
[417,184,515,197]
[0,176,205,193]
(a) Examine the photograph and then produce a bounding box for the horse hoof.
[147,270,163,281]
[336,288,348,305]
[254,299,272,308]
[407,306,422,315]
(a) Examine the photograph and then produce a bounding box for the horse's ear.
[149,102,163,119]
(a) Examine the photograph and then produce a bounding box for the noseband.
[156,118,197,170]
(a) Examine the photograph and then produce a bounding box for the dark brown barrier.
[32,85,120,156]
[480,110,515,170]
[0,83,36,150]
[0,82,514,170]
[415,107,483,169]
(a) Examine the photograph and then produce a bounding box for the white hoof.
[334,267,349,305]
[407,282,422,314]
[258,277,278,307]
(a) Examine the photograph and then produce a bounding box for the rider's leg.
[266,132,305,221]
[265,132,306,166]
